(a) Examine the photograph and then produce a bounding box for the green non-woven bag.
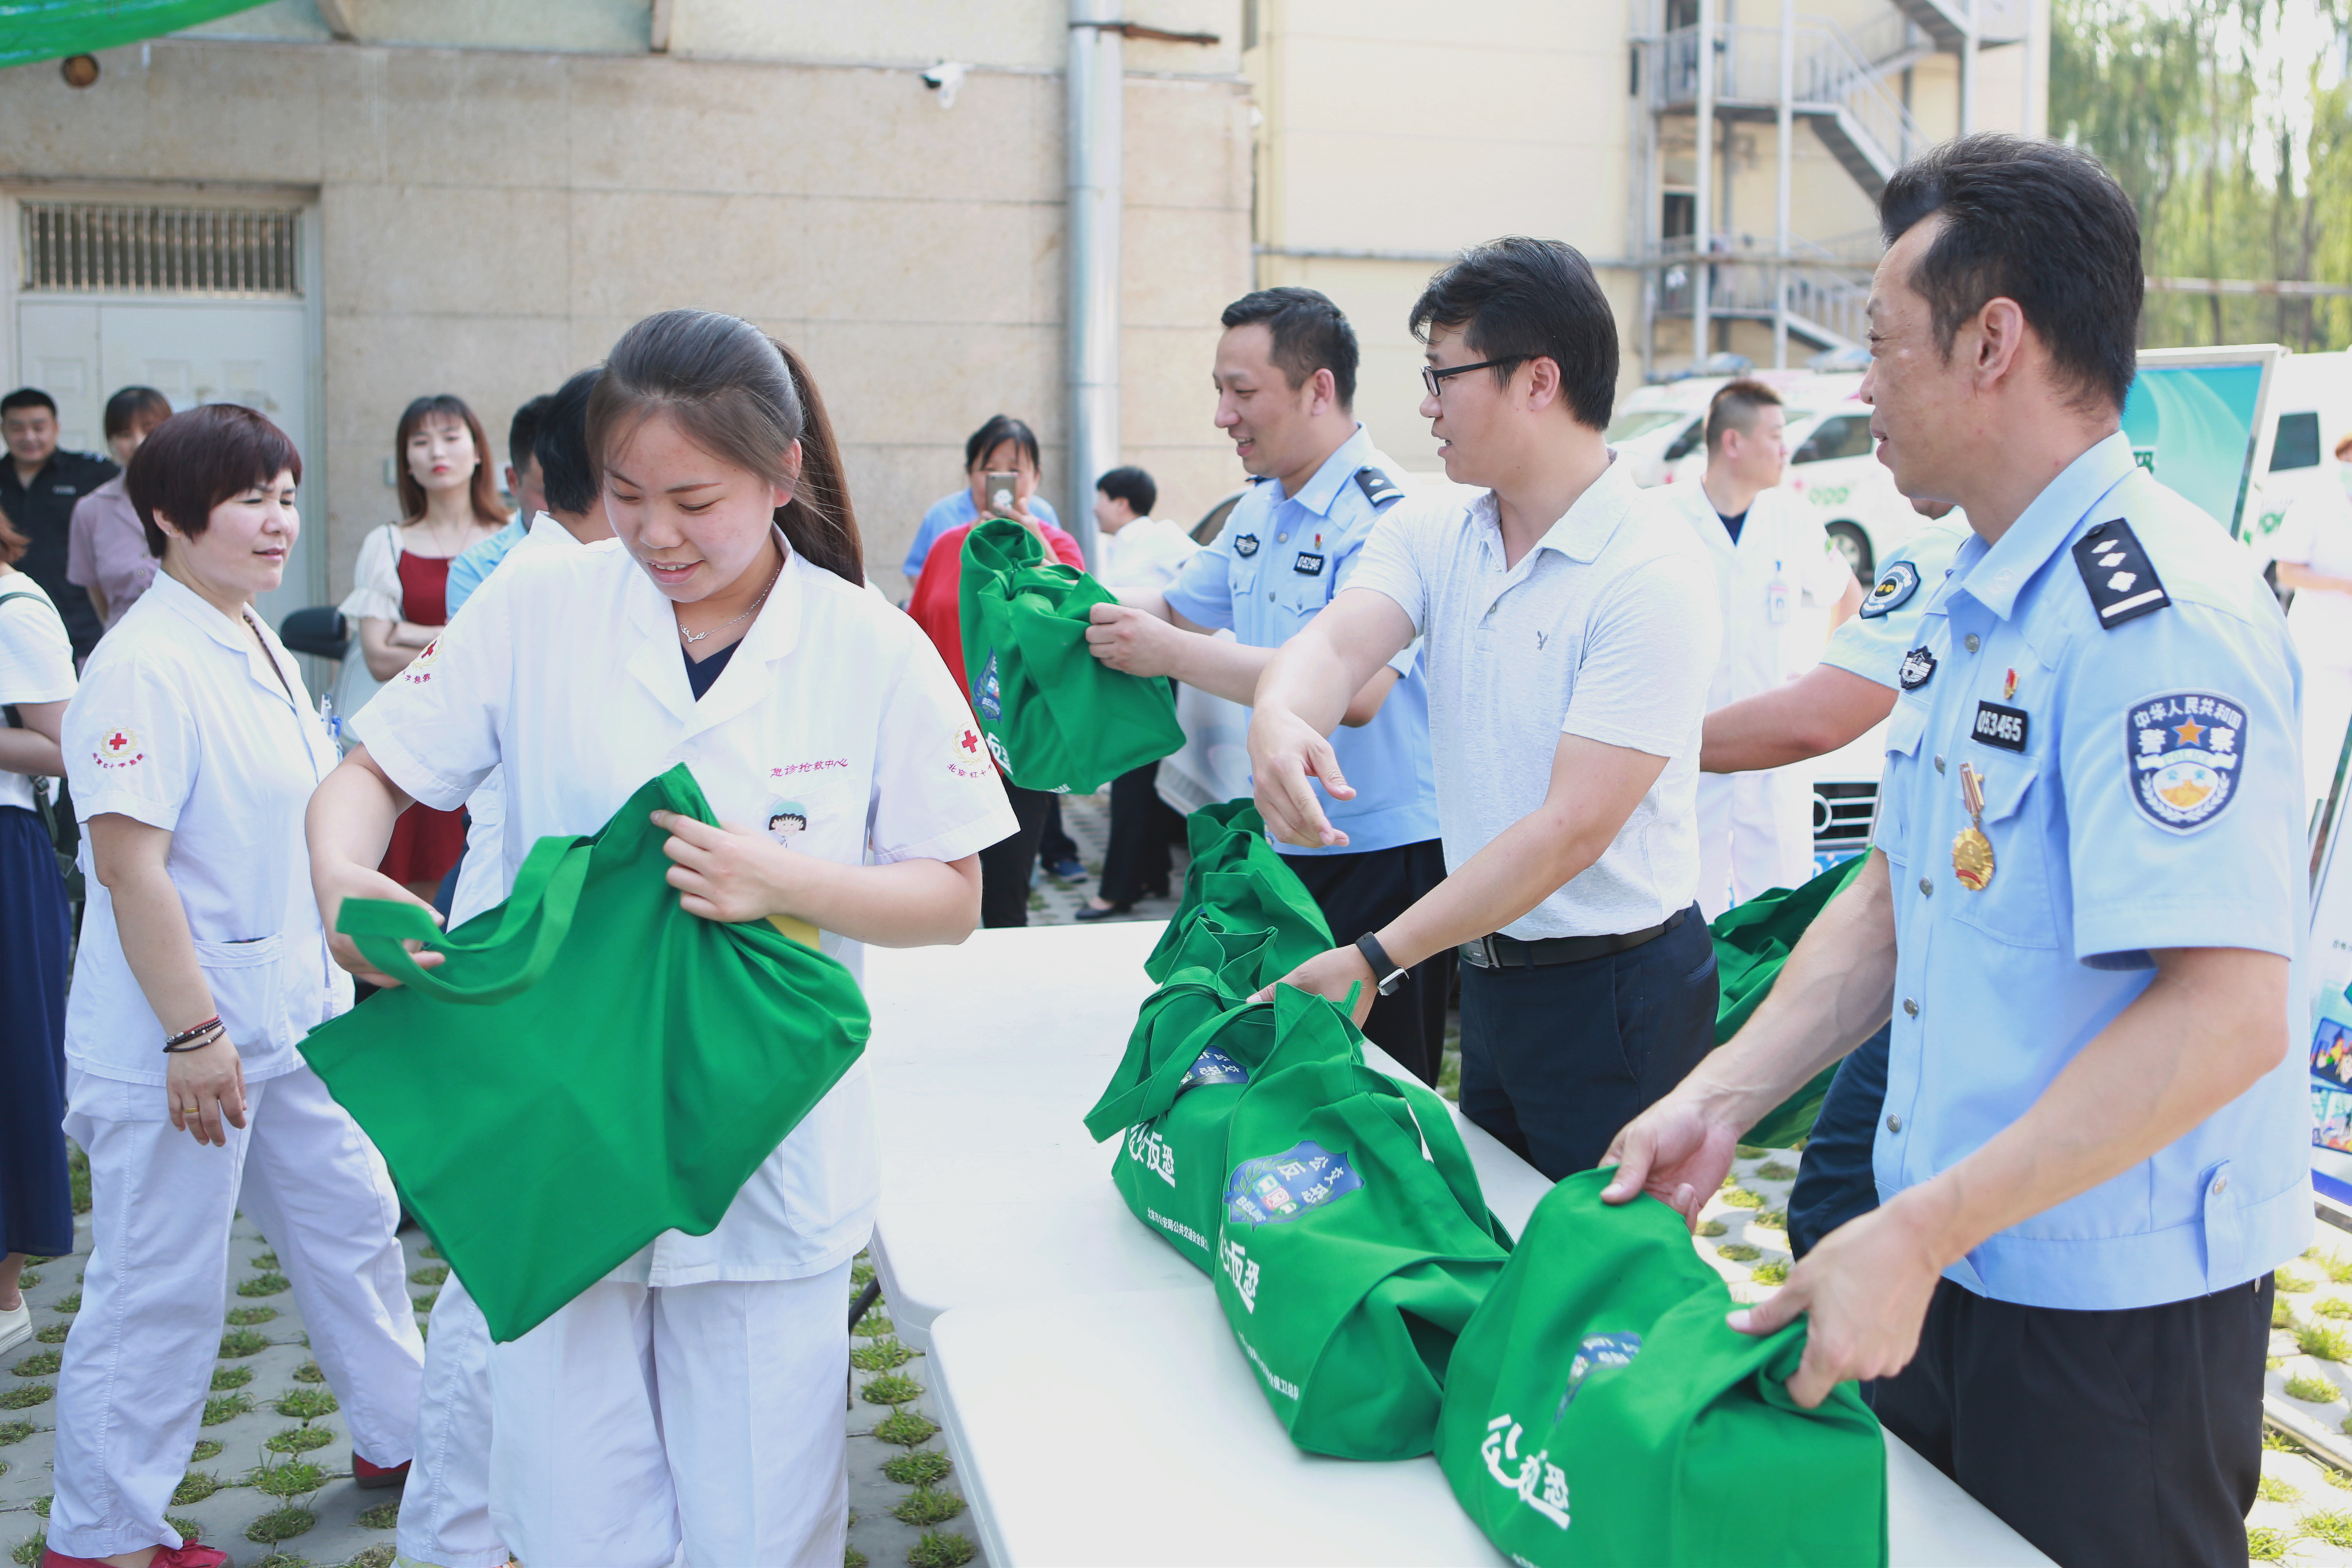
[1143,800,1331,985]
[958,517,1186,794]
[300,765,871,1343]
[1436,1170,1886,1567]
[1213,988,1514,1460]
[1709,852,1871,1149]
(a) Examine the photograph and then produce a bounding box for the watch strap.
[1354,932,1408,996]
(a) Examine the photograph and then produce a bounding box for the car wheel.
[1825,522,1873,583]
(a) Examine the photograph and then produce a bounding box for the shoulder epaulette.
[1354,467,1405,510]
[2070,518,2170,630]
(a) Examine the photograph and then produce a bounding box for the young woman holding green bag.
[306,310,1016,1568]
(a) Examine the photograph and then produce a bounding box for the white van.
[2246,349,2352,554]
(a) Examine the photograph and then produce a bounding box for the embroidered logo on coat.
[2128,691,2245,831]
[1898,646,1937,690]
[1860,560,1919,619]
[1233,533,1260,558]
[93,726,145,769]
[401,639,440,683]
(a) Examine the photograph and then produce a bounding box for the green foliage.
[250,1458,328,1497]
[1716,1243,1762,1262]
[1732,1144,1768,1159]
[907,1531,976,1568]
[251,1251,279,1270]
[2300,1322,2352,1362]
[244,1505,318,1544]
[2305,1507,2352,1548]
[0,1385,52,1410]
[49,1293,77,1315]
[1750,1209,1787,1232]
[2317,1296,2352,1319]
[275,1387,338,1420]
[1697,1218,1727,1238]
[845,1547,867,1568]
[164,1516,203,1543]
[11,1351,60,1378]
[173,1470,222,1505]
[2267,1427,2301,1452]
[861,1373,922,1405]
[874,1410,939,1447]
[1753,1162,1796,1182]
[267,1425,334,1454]
[239,1271,291,1297]
[854,1314,896,1339]
[202,1393,254,1425]
[226,1306,279,1326]
[2327,1461,2352,1490]
[851,1338,914,1372]
[2259,1473,2303,1503]
[2246,1524,2294,1562]
[2323,1251,2352,1286]
[2285,1371,2340,1404]
[884,1449,953,1487]
[410,1264,449,1288]
[33,1324,67,1345]
[69,1146,89,1215]
[1719,1188,1765,1210]
[1752,1260,1791,1285]
[356,1501,401,1530]
[220,1328,271,1357]
[345,1548,398,1568]
[292,1359,325,1383]
[852,1259,876,1287]
[2280,1268,2319,1294]
[190,1439,223,1461]
[2276,1294,2298,1330]
[10,1532,43,1567]
[212,1364,254,1391]
[12,1274,35,1292]
[420,1243,442,1260]
[891,1487,965,1526]
[0,1422,29,1445]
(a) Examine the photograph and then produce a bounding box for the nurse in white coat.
[307,311,1016,1568]
[1667,379,1861,918]
[48,404,423,1568]
[2268,429,2352,814]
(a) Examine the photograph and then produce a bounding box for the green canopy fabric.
[958,517,1185,794]
[300,764,871,1343]
[1,0,272,67]
[1437,1170,1887,1567]
[1708,853,1871,1149]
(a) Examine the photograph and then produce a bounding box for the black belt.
[1458,906,1690,970]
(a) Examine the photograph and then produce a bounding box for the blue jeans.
[1785,1022,1889,1258]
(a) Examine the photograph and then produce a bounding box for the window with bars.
[19,202,301,298]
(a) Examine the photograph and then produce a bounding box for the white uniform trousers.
[1695,767,1816,922]
[396,1274,509,1568]
[49,1065,424,1559]
[487,1262,852,1568]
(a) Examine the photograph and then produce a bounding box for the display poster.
[2123,346,2283,536]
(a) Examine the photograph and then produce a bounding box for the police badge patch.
[1233,533,1261,558]
[1899,646,1937,690]
[2127,691,2245,831]
[1859,560,1919,619]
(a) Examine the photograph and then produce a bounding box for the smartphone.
[985,471,1020,519]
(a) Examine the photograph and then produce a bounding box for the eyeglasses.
[1421,358,1521,398]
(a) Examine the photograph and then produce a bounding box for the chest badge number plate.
[1953,762,1995,891]
[1292,552,1326,577]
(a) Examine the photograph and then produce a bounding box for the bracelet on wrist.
[163,1014,222,1049]
[162,1022,223,1055]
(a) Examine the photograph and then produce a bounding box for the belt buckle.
[1465,934,1499,969]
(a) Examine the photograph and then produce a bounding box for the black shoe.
[1141,881,1171,901]
[1073,899,1132,921]
[1046,855,1087,880]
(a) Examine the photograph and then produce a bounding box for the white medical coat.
[1669,480,1855,710]
[352,539,1017,1283]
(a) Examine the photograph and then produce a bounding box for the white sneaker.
[0,1301,29,1358]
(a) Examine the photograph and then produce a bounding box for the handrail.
[1645,19,1924,170]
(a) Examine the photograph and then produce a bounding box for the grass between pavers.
[212,1364,254,1391]
[266,1424,335,1454]
[873,1409,939,1448]
[202,1392,255,1425]
[861,1373,923,1406]
[274,1387,338,1421]
[219,1327,272,1358]
[2307,1506,2352,1547]
[244,1503,317,1544]
[9,1352,58,1379]
[2248,1523,2295,1561]
[891,1486,966,1526]
[2305,1324,2352,1364]
[0,1422,30,1445]
[851,1338,914,1372]
[226,1305,279,1326]
[883,1450,953,1487]
[0,1386,51,1411]
[32,1325,66,1346]
[908,1529,977,1567]
[2287,1372,2342,1405]
[356,1500,400,1530]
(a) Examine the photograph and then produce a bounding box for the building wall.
[0,0,1252,597]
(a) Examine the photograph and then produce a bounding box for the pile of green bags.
[959,516,1186,794]
[302,766,871,1343]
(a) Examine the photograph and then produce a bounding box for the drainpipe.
[1066,0,1122,570]
[1775,0,1792,369]
[1692,0,1714,368]
[1960,0,1980,134]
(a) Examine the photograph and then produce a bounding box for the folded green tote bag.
[1213,988,1514,1460]
[301,765,871,1343]
[1436,1170,1887,1568]
[1711,852,1871,1149]
[1143,800,1331,985]
[958,517,1186,794]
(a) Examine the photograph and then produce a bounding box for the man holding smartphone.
[1083,288,1450,1085]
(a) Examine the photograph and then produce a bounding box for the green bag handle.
[1084,987,1269,1140]
[338,828,595,1004]
[1390,1071,1513,1249]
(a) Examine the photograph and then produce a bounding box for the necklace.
[677,558,784,646]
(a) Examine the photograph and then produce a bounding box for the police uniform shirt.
[1874,431,2308,1311]
[1161,424,1439,856]
[1,448,118,659]
[1820,514,1974,690]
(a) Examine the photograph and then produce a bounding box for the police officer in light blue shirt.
[1085,287,1447,1082]
[1604,135,2305,1567]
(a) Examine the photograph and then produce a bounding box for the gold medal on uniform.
[1953,762,1994,891]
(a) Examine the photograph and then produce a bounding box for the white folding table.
[864,923,2052,1566]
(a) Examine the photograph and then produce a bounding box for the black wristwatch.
[1354,932,1409,996]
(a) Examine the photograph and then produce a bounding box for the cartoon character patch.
[2127,691,2245,831]
[1859,560,1919,619]
[93,725,145,769]
[764,800,809,844]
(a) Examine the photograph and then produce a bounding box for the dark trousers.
[978,784,1055,928]
[1287,839,1452,1087]
[1874,1274,2272,1568]
[1457,906,1716,1178]
[1038,794,1079,871]
[0,806,75,1257]
[1786,1022,1890,1258]
[1098,760,1183,907]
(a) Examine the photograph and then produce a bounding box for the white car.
[1782,400,1920,583]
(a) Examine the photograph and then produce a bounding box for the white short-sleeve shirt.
[351,538,1018,1283]
[0,572,75,815]
[62,572,350,1086]
[1344,455,1721,939]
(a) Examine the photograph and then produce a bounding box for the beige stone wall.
[0,21,1251,596]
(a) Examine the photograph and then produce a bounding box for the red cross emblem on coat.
[961,729,980,753]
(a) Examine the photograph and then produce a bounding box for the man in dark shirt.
[2,387,119,662]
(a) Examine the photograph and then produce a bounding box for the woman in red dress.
[338,395,508,898]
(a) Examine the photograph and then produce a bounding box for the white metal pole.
[1066,0,1122,570]
[1775,0,1793,369]
[1960,0,1980,135]
[1694,0,1714,368]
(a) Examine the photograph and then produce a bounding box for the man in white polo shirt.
[1248,236,1722,1177]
